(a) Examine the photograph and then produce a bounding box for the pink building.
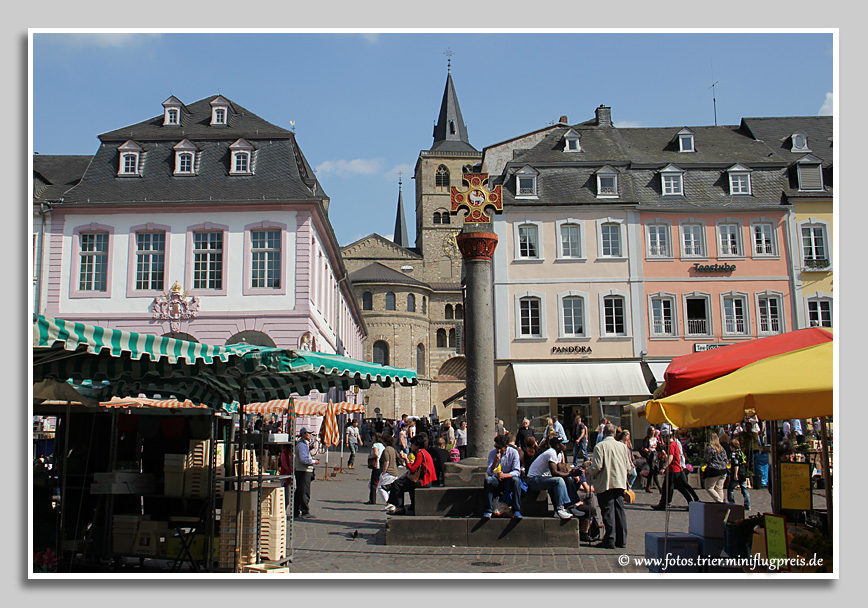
[33,95,365,373]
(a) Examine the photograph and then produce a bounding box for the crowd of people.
[287,411,826,552]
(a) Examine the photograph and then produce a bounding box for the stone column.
[456,224,498,460]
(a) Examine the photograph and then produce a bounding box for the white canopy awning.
[512,362,651,399]
[646,361,670,385]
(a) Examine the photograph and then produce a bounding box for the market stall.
[32,314,417,572]
[645,339,834,570]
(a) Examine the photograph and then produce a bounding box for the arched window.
[455,304,463,319]
[385,292,396,311]
[226,330,276,347]
[448,328,457,348]
[445,304,454,319]
[416,343,425,375]
[436,329,447,348]
[162,332,198,343]
[433,212,442,225]
[372,340,389,366]
[407,293,416,312]
[362,291,373,310]
[422,296,427,314]
[435,165,450,187]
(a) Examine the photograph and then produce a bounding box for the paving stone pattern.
[286,448,819,575]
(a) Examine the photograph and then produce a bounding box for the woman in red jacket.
[385,434,437,515]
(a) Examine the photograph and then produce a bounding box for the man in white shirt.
[526,437,582,520]
[345,419,362,469]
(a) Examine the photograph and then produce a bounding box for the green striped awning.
[33,315,417,409]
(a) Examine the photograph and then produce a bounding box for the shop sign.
[694,343,734,352]
[551,345,593,355]
[693,262,736,273]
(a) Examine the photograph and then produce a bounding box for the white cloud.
[49,33,163,49]
[315,158,384,177]
[818,92,833,116]
[360,33,380,43]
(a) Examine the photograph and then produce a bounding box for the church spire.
[392,176,409,248]
[431,54,477,152]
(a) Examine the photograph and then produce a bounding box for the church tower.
[414,59,482,286]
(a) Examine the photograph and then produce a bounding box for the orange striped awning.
[38,396,209,409]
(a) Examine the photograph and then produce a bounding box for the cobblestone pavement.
[285,448,824,575]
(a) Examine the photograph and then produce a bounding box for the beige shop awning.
[511,362,652,399]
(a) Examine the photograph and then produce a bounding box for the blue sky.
[31,31,834,247]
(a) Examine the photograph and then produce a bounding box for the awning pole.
[819,416,832,534]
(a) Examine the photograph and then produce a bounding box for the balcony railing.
[687,319,708,335]
[760,317,781,333]
[724,318,746,334]
[652,320,674,335]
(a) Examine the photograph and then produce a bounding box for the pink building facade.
[33,95,365,374]
[638,209,794,372]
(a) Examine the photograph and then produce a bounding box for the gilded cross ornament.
[450,173,503,224]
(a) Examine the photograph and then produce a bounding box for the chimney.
[558,115,569,124]
[595,105,612,126]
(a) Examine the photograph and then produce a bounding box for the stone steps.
[385,515,581,548]
[414,486,552,518]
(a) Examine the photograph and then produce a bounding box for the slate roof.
[33,155,92,201]
[740,116,833,200]
[58,95,326,206]
[348,262,431,289]
[496,116,794,210]
[740,116,833,166]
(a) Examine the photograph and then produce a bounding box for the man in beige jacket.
[586,423,631,549]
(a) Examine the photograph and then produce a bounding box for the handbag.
[409,456,425,483]
[624,489,636,504]
[367,452,379,470]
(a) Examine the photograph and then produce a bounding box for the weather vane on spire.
[444,47,454,73]
[398,171,403,189]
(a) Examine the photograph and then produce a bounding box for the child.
[726,438,751,511]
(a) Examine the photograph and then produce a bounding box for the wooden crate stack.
[164,454,186,497]
[218,488,286,572]
[214,441,225,499]
[184,440,211,498]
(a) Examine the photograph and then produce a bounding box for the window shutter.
[799,164,823,190]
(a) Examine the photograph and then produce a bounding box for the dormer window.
[796,156,824,191]
[173,139,198,176]
[791,132,811,153]
[229,138,254,175]
[210,96,230,126]
[727,164,752,195]
[515,165,538,198]
[162,96,183,126]
[563,129,581,152]
[660,164,684,196]
[117,140,143,176]
[677,128,695,152]
[595,165,619,198]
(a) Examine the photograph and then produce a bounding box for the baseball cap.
[299,427,310,435]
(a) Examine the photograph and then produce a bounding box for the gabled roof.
[348,262,430,289]
[341,233,422,259]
